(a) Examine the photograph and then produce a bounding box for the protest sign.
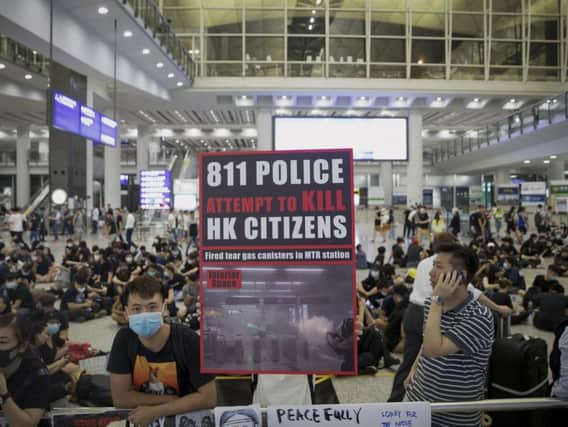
[215,406,262,427]
[268,403,431,427]
[200,149,356,374]
[51,409,129,426]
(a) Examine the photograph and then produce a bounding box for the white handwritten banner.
[268,403,431,427]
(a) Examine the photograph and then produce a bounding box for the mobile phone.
[443,270,465,284]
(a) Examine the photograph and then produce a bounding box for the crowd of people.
[0,206,213,426]
[0,201,567,425]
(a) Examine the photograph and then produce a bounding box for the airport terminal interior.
[1,0,568,426]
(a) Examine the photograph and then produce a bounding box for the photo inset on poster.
[202,265,354,373]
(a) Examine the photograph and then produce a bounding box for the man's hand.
[497,305,513,316]
[403,371,414,391]
[128,406,159,426]
[433,270,460,300]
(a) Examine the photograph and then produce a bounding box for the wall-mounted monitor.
[52,91,117,147]
[273,117,408,161]
[139,170,171,210]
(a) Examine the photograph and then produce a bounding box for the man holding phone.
[405,245,494,427]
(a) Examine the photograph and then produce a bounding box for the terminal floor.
[3,218,566,405]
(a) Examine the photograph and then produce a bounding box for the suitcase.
[488,327,549,427]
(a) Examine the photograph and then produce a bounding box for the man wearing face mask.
[8,273,35,315]
[107,277,216,426]
[60,268,101,322]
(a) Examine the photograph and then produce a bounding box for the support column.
[380,162,393,206]
[137,125,151,171]
[104,111,121,209]
[256,110,273,151]
[548,159,565,181]
[16,126,31,208]
[494,170,510,186]
[407,112,423,206]
[85,86,94,215]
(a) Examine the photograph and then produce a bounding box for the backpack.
[74,374,113,406]
[550,319,568,382]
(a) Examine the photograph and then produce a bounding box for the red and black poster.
[200,149,356,374]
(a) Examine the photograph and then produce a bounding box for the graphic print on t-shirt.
[133,356,179,395]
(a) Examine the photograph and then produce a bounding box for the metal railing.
[122,0,193,82]
[0,34,49,77]
[432,91,568,165]
[15,398,568,426]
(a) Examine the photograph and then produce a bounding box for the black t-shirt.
[385,301,407,351]
[381,295,396,318]
[470,212,482,231]
[8,355,50,410]
[535,293,568,324]
[532,275,560,293]
[416,212,429,229]
[11,284,35,309]
[61,287,87,311]
[36,258,52,276]
[392,245,405,261]
[490,291,513,308]
[167,273,186,293]
[107,324,214,397]
[39,343,57,365]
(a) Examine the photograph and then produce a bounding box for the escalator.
[23,181,49,217]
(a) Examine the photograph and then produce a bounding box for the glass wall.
[162,0,567,81]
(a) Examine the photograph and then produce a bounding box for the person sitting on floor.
[356,244,368,270]
[533,283,568,332]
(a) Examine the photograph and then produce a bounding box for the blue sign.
[139,170,171,210]
[53,92,80,134]
[79,105,100,141]
[51,91,117,147]
[100,115,118,147]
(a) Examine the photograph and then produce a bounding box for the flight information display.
[139,170,172,210]
[52,91,117,147]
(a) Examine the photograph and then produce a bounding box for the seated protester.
[61,242,82,269]
[479,241,500,264]
[492,279,530,325]
[406,246,494,427]
[355,244,368,269]
[134,245,149,266]
[37,293,69,342]
[554,246,568,276]
[535,234,553,257]
[373,247,386,267]
[358,298,398,374]
[0,313,50,426]
[12,243,32,265]
[391,238,407,267]
[405,238,423,268]
[520,234,542,268]
[77,241,91,262]
[60,267,104,322]
[501,255,525,290]
[112,263,132,296]
[8,273,35,315]
[384,284,410,355]
[19,262,36,289]
[404,268,416,286]
[91,250,114,289]
[534,264,563,293]
[533,284,568,332]
[165,243,183,265]
[474,261,504,292]
[499,237,519,259]
[358,264,386,308]
[32,321,79,404]
[181,251,199,280]
[164,264,186,302]
[551,238,565,258]
[177,284,199,330]
[33,249,56,283]
[107,276,216,425]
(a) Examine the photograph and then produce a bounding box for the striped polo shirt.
[407,292,494,427]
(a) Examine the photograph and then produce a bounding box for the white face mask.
[6,281,17,289]
[371,271,380,279]
[94,255,101,262]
